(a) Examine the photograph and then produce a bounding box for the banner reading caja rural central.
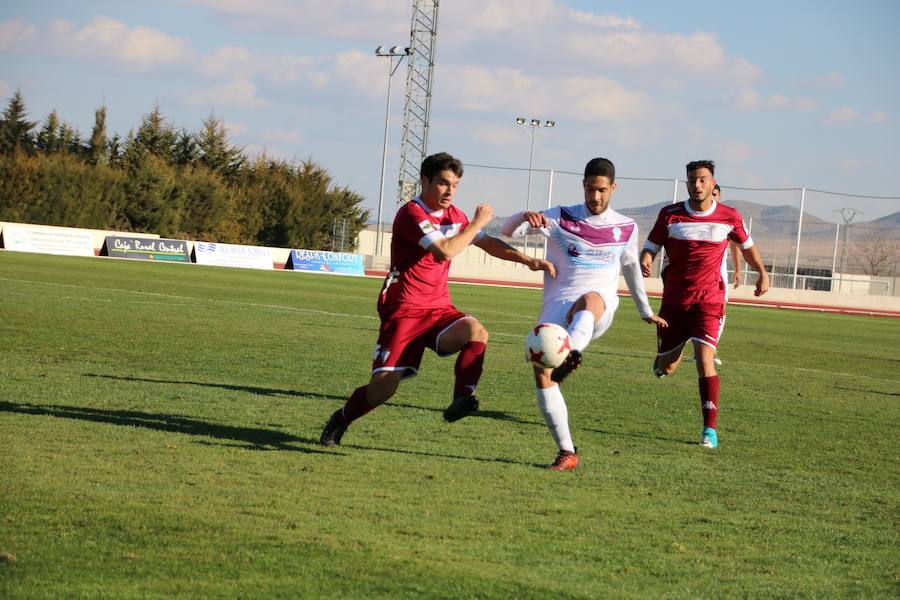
[285,249,365,276]
[101,236,190,262]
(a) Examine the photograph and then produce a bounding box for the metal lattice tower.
[397,0,439,204]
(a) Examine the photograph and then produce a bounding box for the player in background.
[640,160,769,449]
[502,158,667,471]
[320,152,556,447]
[714,184,743,290]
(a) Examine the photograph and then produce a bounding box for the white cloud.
[0,17,36,51]
[183,80,265,108]
[222,120,247,136]
[187,0,407,39]
[199,45,327,87]
[45,16,194,70]
[734,89,817,112]
[826,106,861,124]
[870,112,889,124]
[569,9,640,29]
[436,65,656,124]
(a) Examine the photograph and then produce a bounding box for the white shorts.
[537,290,619,341]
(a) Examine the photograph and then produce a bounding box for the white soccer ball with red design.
[525,323,572,368]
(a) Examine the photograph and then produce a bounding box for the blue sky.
[1,0,898,222]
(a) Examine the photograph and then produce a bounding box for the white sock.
[536,384,575,453]
[567,309,595,352]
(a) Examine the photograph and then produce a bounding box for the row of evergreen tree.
[0,91,368,250]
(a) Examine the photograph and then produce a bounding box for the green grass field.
[1,250,898,598]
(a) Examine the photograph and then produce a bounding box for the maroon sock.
[699,375,720,429]
[340,385,375,425]
[453,341,486,398]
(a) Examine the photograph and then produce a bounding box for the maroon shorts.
[372,306,470,379]
[657,303,726,354]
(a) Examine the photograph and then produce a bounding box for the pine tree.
[87,105,109,165]
[134,103,176,161]
[196,114,244,179]
[172,128,197,166]
[108,133,123,168]
[36,110,62,154]
[0,89,37,154]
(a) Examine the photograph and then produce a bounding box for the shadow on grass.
[86,374,546,427]
[344,442,546,469]
[581,426,696,446]
[834,385,899,397]
[85,373,347,401]
[0,401,334,455]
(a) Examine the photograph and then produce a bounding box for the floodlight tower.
[397,0,440,204]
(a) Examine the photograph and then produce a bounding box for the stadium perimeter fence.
[415,164,900,297]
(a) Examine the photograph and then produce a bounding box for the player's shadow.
[387,401,545,427]
[84,373,347,402]
[0,401,332,454]
[834,385,899,397]
[344,443,546,469]
[582,426,696,446]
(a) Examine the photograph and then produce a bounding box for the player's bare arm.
[500,210,549,236]
[730,241,743,288]
[739,245,770,296]
[428,203,494,261]
[639,249,656,277]
[474,235,557,277]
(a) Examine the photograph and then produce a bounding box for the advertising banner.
[101,236,191,262]
[192,241,273,270]
[285,249,365,276]
[0,223,95,257]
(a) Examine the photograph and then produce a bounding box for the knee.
[470,321,489,344]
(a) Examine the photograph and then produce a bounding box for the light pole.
[374,45,411,257]
[834,207,862,293]
[516,117,555,212]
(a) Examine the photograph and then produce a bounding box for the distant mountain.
[865,210,900,229]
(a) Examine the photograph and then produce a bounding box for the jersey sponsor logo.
[558,208,635,246]
[418,220,436,234]
[668,221,732,242]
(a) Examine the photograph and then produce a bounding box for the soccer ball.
[525,323,572,368]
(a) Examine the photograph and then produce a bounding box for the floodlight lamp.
[516,117,525,124]
[545,121,556,128]
[530,119,540,126]
[390,45,405,54]
[375,46,387,55]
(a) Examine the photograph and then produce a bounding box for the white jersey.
[503,204,653,319]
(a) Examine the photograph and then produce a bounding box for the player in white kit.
[502,158,667,471]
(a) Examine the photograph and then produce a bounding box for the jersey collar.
[683,199,717,217]
[414,196,444,217]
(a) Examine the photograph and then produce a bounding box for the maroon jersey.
[644,200,752,305]
[378,198,479,317]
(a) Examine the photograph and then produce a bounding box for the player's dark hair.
[686,160,715,176]
[421,152,463,181]
[583,157,615,182]
[713,183,721,193]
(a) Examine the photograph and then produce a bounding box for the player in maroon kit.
[639,160,769,449]
[320,152,556,446]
